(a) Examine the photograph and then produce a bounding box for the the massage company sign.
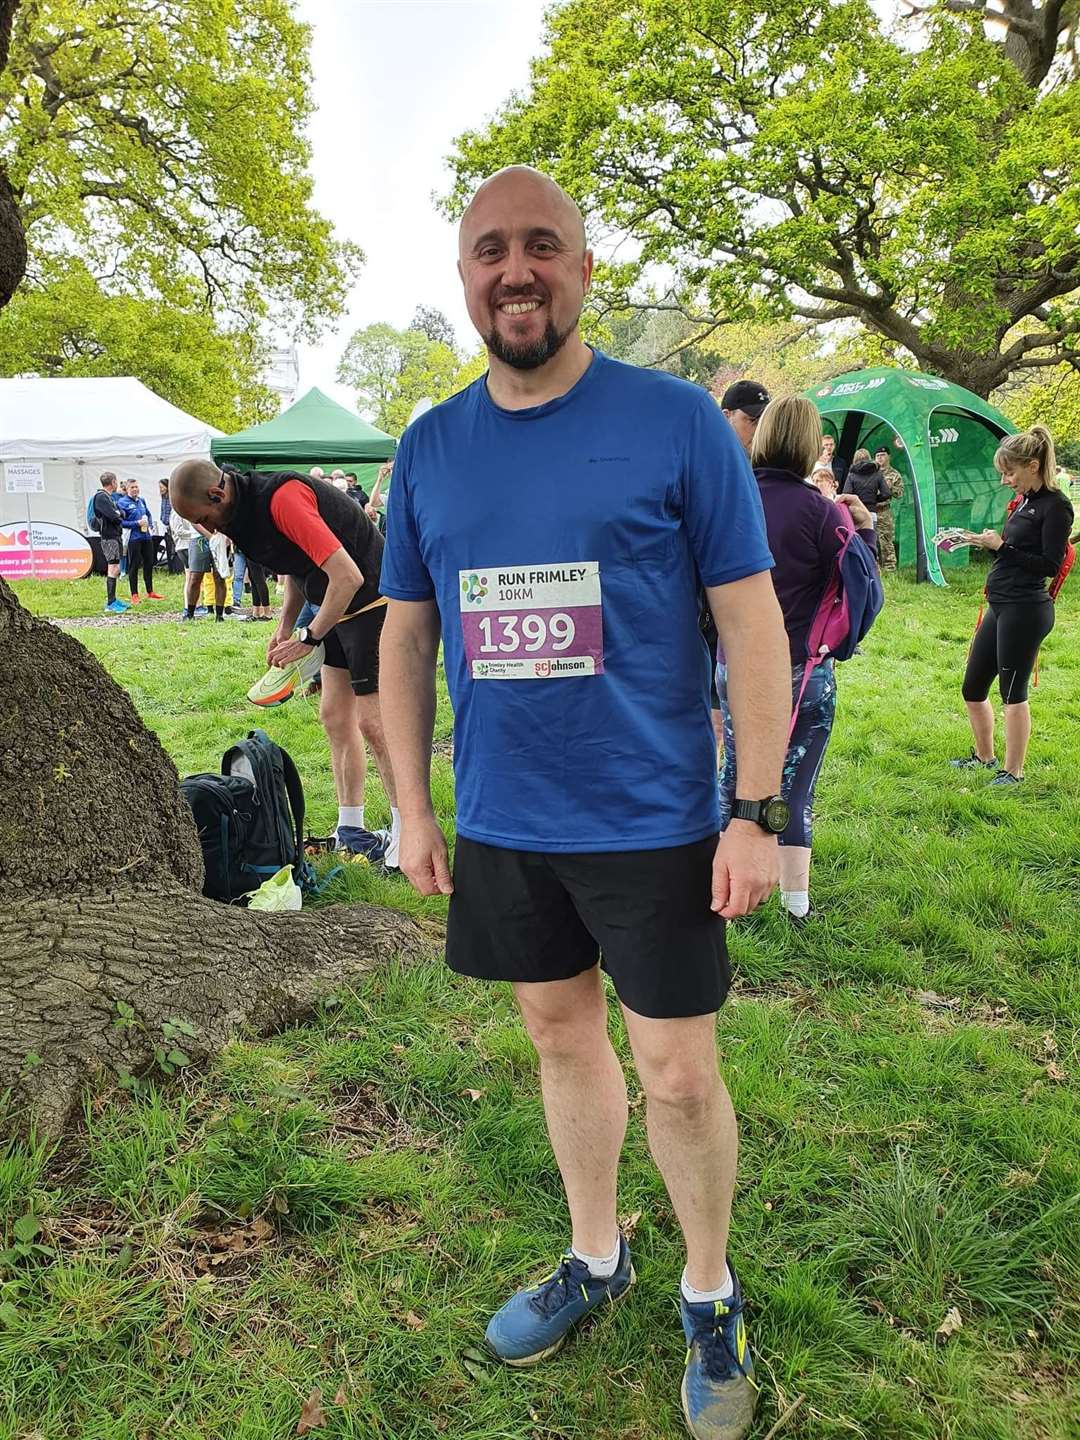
[0,522,93,579]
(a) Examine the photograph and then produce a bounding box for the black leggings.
[247,560,270,608]
[127,537,156,596]
[962,600,1054,705]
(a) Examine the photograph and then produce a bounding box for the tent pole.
[25,494,36,579]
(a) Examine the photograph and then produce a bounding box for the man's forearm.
[709,579,789,797]
[307,573,358,637]
[380,623,438,819]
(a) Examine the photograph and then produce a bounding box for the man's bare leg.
[514,968,627,1257]
[620,1006,736,1290]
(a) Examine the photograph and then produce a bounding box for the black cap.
[720,380,770,418]
[874,444,889,455]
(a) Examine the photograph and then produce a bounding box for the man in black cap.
[720,380,771,453]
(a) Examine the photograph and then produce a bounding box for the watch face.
[765,797,791,833]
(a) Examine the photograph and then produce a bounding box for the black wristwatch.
[297,626,321,647]
[731,796,790,834]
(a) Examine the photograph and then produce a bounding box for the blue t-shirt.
[381,350,773,852]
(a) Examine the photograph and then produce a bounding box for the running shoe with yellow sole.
[246,641,326,707]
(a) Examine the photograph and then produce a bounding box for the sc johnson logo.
[540,658,587,675]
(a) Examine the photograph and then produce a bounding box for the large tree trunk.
[0,1,27,308]
[0,578,430,1134]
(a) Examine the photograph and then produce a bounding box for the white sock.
[338,805,365,831]
[681,1264,735,1305]
[781,889,810,918]
[385,807,402,867]
[571,1233,621,1279]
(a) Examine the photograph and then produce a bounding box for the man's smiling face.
[458,168,592,371]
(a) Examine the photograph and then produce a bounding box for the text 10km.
[477,612,576,654]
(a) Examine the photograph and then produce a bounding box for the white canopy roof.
[0,377,221,461]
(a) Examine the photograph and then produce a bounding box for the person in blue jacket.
[116,480,163,604]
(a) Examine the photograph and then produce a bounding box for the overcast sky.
[293,0,550,410]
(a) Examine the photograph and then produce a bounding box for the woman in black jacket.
[951,425,1073,785]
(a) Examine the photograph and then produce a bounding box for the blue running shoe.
[336,825,389,864]
[103,599,129,614]
[485,1238,635,1366]
[681,1270,758,1440]
[989,769,1023,787]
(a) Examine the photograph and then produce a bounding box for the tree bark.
[0,577,431,1134]
[0,1,26,308]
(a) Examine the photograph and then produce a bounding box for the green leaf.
[165,1019,198,1039]
[12,1216,39,1245]
[166,1049,191,1068]
[0,1301,20,1328]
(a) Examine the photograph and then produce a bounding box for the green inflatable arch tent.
[211,387,396,496]
[806,366,1016,585]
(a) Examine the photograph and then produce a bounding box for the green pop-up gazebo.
[807,367,1016,584]
[211,387,396,495]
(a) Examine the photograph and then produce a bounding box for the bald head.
[170,458,233,530]
[459,166,586,257]
[457,166,593,372]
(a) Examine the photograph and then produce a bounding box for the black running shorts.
[446,835,730,1019]
[322,604,386,696]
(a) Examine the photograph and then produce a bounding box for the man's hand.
[271,638,314,667]
[399,813,453,897]
[835,492,873,530]
[267,626,292,666]
[711,821,779,918]
[365,503,379,522]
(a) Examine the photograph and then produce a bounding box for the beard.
[484,312,574,371]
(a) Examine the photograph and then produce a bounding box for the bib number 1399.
[477,612,576,654]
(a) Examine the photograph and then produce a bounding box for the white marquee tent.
[0,377,221,532]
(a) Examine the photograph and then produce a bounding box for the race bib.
[460,561,604,680]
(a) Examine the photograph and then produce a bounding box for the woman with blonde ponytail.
[951,424,1073,785]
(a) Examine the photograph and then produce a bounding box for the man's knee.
[517,981,607,1062]
[640,1057,719,1115]
[320,690,358,743]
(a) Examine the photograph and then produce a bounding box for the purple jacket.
[754,466,878,665]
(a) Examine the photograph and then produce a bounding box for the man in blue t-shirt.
[379,166,791,1440]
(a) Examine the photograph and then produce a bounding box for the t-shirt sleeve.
[269,480,342,569]
[380,437,436,601]
[682,396,774,587]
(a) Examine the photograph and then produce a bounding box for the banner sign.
[4,461,45,494]
[0,521,93,579]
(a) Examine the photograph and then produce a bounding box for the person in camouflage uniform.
[873,445,904,570]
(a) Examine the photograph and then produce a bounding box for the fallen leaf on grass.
[460,1346,493,1381]
[915,991,958,1011]
[404,1310,426,1331]
[619,1209,643,1241]
[936,1307,963,1342]
[1041,1032,1058,1056]
[1044,1062,1066,1082]
[296,1387,325,1434]
[462,1088,484,1102]
[333,1387,347,1406]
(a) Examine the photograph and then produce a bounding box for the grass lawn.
[2,567,1078,1440]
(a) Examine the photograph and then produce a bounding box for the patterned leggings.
[716,659,837,848]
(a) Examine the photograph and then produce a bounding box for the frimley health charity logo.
[462,573,488,604]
